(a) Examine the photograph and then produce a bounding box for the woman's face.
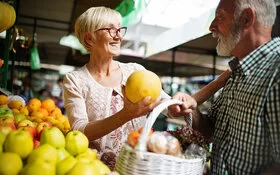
[93,22,123,57]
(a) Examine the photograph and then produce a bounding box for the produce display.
[0,94,119,175]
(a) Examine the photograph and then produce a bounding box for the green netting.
[115,0,147,27]
[30,44,40,70]
[115,0,135,17]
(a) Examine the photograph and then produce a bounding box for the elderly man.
[169,0,280,174]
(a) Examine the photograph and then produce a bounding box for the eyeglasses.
[95,27,127,38]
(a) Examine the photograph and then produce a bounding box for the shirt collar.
[228,37,280,76]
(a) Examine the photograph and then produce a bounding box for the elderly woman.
[63,6,168,169]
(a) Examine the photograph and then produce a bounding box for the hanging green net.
[30,44,40,70]
[115,0,147,27]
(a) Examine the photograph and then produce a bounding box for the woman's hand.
[121,86,160,119]
[168,92,197,118]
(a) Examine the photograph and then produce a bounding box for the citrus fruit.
[125,70,162,103]
[28,98,41,113]
[20,106,29,116]
[8,100,23,110]
[127,130,140,148]
[0,94,8,105]
[41,98,56,114]
[37,107,49,118]
[51,107,62,117]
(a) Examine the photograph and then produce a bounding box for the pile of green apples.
[0,125,114,175]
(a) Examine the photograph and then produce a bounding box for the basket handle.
[135,99,183,152]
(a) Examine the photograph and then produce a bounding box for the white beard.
[214,21,242,56]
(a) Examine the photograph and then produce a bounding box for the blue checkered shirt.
[209,37,280,175]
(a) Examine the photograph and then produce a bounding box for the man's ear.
[240,8,255,28]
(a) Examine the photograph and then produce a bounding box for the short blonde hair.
[74,7,122,52]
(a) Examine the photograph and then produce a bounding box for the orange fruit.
[20,106,29,116]
[125,70,162,104]
[30,110,44,120]
[63,118,71,131]
[41,98,56,114]
[0,95,8,105]
[28,98,41,113]
[37,108,49,119]
[138,127,153,136]
[50,107,62,117]
[127,131,140,148]
[55,114,67,123]
[8,100,23,110]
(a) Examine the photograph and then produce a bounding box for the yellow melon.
[125,70,162,103]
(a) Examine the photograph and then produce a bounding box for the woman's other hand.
[121,85,160,119]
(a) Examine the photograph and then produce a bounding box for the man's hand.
[168,92,197,118]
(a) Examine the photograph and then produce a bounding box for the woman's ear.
[240,8,255,28]
[84,33,94,46]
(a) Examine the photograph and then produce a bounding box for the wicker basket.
[115,99,206,175]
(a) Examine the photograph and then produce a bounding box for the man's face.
[215,16,242,56]
[209,0,242,56]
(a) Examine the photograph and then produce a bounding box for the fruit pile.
[0,125,115,174]
[0,94,71,137]
[0,94,120,174]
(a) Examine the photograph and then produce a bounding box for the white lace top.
[63,61,170,169]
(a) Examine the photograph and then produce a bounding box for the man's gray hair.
[234,0,276,28]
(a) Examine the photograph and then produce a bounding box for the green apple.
[92,159,111,175]
[21,158,55,175]
[0,152,23,175]
[13,113,26,124]
[4,129,33,159]
[0,106,13,118]
[56,156,77,175]
[36,121,52,139]
[57,147,71,163]
[18,125,37,139]
[27,144,58,165]
[40,126,65,149]
[76,148,98,163]
[17,119,36,128]
[65,130,89,156]
[67,162,101,175]
[76,153,93,164]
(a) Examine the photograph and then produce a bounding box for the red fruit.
[36,121,52,139]
[0,125,16,135]
[0,117,16,130]
[33,139,40,149]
